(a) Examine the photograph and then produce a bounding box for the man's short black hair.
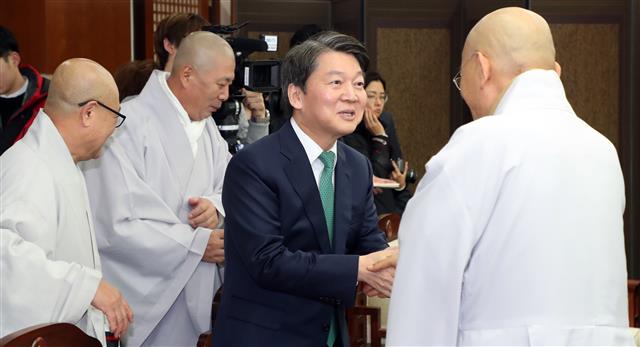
[0,26,19,60]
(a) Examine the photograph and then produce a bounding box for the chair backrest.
[197,331,212,347]
[0,323,101,347]
[630,279,640,327]
[377,213,400,241]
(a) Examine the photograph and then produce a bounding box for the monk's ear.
[554,61,562,77]
[476,52,492,87]
[79,101,98,127]
[288,83,304,111]
[180,64,195,87]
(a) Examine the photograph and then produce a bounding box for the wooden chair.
[347,214,401,346]
[197,331,212,347]
[378,213,401,242]
[630,279,640,327]
[0,323,101,347]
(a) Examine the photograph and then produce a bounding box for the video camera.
[203,23,281,153]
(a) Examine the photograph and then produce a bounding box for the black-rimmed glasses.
[78,100,126,128]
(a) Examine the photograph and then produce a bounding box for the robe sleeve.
[0,200,101,336]
[385,166,477,346]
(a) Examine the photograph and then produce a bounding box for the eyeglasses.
[366,93,389,103]
[452,71,462,91]
[78,100,126,128]
[452,51,477,92]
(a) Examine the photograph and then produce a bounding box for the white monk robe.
[82,70,230,346]
[386,70,633,346]
[0,110,106,346]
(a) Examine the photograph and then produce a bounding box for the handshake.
[357,246,399,298]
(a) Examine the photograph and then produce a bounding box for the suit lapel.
[332,143,351,255]
[280,122,332,253]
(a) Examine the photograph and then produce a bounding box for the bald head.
[465,7,556,75]
[45,58,118,117]
[171,31,234,76]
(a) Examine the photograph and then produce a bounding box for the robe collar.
[24,109,79,176]
[494,69,575,116]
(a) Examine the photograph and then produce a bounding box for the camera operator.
[341,71,414,216]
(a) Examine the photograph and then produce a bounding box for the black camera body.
[204,25,281,153]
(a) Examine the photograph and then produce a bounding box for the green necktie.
[318,151,337,346]
[318,151,335,244]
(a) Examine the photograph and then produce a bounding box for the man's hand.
[202,229,225,264]
[91,280,133,338]
[363,108,385,136]
[188,197,219,229]
[368,247,399,272]
[242,88,267,121]
[357,248,397,297]
[362,247,399,297]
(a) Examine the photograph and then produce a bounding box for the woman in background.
[342,71,412,216]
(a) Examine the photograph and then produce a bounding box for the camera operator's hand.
[363,108,385,136]
[390,159,409,190]
[188,197,219,229]
[242,88,268,122]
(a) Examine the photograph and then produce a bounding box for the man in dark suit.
[213,31,396,346]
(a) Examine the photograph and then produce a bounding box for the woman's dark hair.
[114,59,155,101]
[153,13,210,70]
[365,71,386,91]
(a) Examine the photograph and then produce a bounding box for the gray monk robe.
[82,70,230,346]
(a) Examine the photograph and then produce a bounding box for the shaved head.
[171,31,234,75]
[459,7,559,119]
[464,7,556,76]
[167,31,236,121]
[43,58,120,162]
[45,58,118,117]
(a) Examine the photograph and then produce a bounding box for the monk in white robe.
[384,7,633,346]
[0,58,133,344]
[83,32,232,346]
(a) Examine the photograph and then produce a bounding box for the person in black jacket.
[341,71,412,216]
[0,26,49,155]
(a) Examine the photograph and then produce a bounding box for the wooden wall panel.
[45,0,131,74]
[332,0,362,40]
[0,0,47,73]
[0,0,131,74]
[237,0,331,38]
[376,27,451,182]
[551,23,620,149]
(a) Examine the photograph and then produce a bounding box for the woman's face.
[365,80,387,118]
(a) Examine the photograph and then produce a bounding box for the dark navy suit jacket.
[213,120,388,346]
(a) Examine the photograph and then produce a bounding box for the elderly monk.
[384,7,632,346]
[82,32,234,346]
[1,58,133,345]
